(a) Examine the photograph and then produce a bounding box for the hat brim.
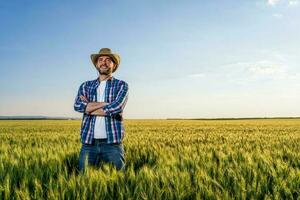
[91,53,120,73]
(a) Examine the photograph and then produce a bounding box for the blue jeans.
[78,139,125,172]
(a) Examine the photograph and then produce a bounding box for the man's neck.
[99,74,112,81]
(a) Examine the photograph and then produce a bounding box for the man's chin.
[99,70,111,75]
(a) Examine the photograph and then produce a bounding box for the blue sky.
[0,0,299,119]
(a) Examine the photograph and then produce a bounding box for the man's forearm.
[89,108,106,116]
[89,109,123,119]
[85,102,109,113]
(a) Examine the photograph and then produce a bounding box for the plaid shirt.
[74,76,129,144]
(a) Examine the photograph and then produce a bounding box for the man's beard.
[98,66,112,75]
[99,70,110,75]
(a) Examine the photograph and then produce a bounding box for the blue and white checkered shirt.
[74,76,129,144]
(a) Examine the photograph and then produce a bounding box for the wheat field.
[0,119,299,199]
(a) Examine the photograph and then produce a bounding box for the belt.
[94,138,108,143]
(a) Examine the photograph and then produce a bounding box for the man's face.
[96,55,115,75]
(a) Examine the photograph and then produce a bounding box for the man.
[74,48,129,171]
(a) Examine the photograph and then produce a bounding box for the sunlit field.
[0,119,299,199]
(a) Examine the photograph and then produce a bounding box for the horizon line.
[0,115,300,120]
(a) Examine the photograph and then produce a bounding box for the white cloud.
[267,0,280,6]
[216,59,296,81]
[266,0,299,7]
[188,73,206,78]
[288,0,299,6]
[272,13,283,18]
[248,62,285,77]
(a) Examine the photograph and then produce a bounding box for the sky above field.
[0,0,299,119]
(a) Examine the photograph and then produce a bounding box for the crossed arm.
[79,96,108,116]
[74,81,129,117]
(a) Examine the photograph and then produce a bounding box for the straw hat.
[90,48,120,72]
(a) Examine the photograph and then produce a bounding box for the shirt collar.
[94,76,114,86]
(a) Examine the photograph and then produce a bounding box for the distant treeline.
[0,116,79,120]
[167,117,300,120]
[1,116,299,120]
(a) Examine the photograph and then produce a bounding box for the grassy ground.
[0,119,299,199]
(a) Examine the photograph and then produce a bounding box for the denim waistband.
[94,138,108,144]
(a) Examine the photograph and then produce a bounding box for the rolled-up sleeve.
[102,81,129,116]
[74,82,88,113]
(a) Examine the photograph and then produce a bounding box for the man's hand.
[80,95,89,103]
